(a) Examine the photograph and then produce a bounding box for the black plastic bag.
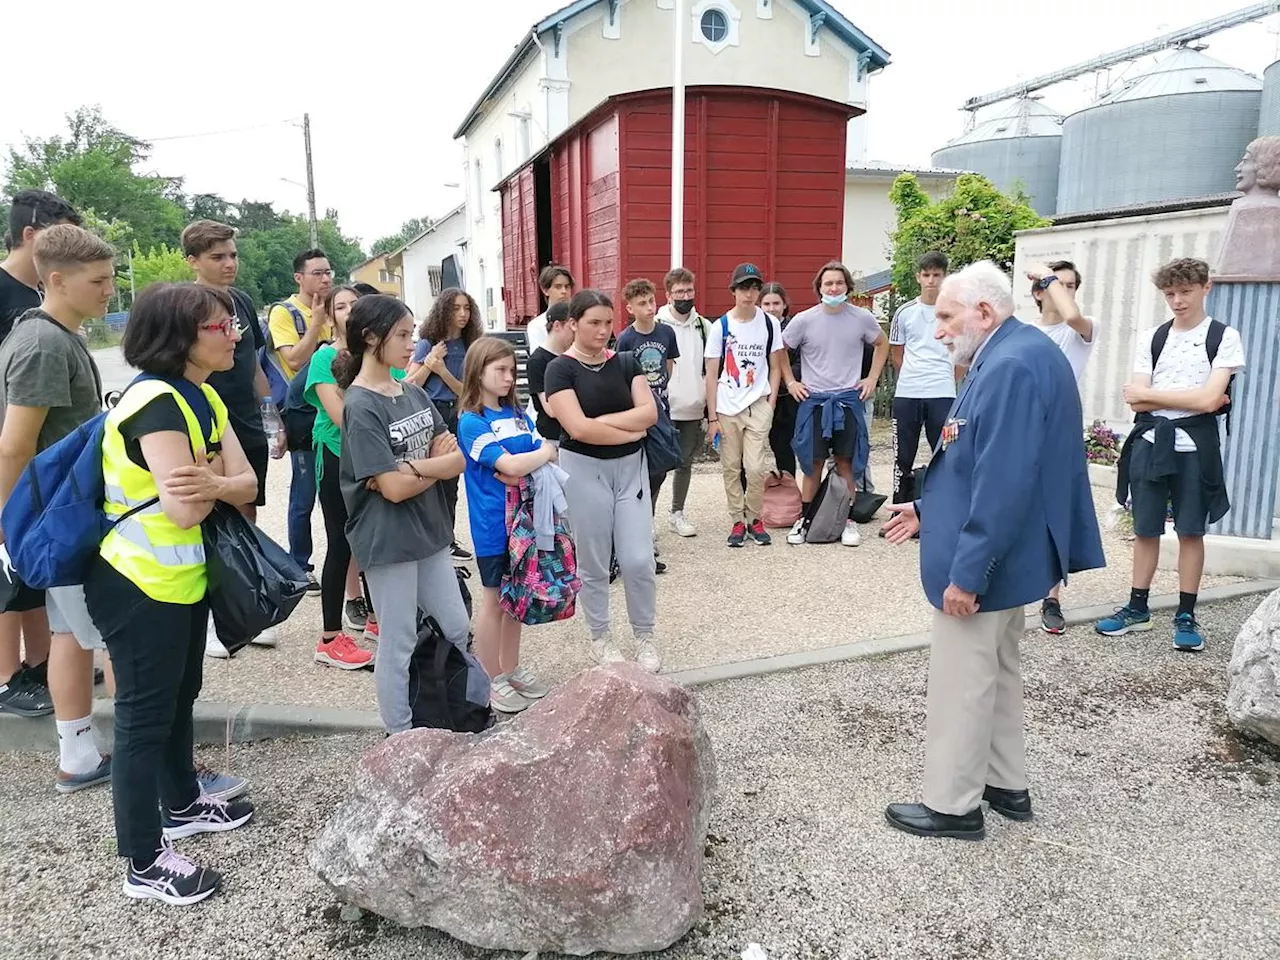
[203,503,308,655]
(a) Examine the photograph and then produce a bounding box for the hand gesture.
[542,444,559,464]
[942,583,979,618]
[882,502,919,544]
[1025,263,1052,283]
[787,380,810,402]
[430,431,459,457]
[425,341,448,374]
[1122,383,1149,405]
[311,291,327,321]
[164,462,224,503]
[855,377,876,401]
[494,472,522,487]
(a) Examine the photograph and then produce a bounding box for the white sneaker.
[841,520,862,547]
[634,634,662,673]
[249,625,279,648]
[669,511,697,538]
[490,676,531,714]
[508,664,549,699]
[590,631,626,665]
[205,618,230,660]
[786,518,806,545]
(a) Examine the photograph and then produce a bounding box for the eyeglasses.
[305,269,334,278]
[200,317,240,337]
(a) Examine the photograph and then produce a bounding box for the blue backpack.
[260,300,307,406]
[1,376,210,589]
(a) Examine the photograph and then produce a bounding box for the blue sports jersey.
[457,404,541,557]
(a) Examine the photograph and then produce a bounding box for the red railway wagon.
[498,85,859,330]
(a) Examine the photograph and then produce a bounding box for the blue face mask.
[821,293,847,308]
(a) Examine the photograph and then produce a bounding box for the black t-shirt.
[205,288,266,450]
[544,352,644,459]
[0,267,42,344]
[525,346,562,441]
[119,394,220,471]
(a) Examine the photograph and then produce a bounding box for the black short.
[1129,442,1208,538]
[477,554,507,589]
[802,406,858,464]
[245,444,269,508]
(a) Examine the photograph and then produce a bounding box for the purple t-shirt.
[782,303,881,392]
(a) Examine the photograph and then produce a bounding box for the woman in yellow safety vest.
[83,283,259,907]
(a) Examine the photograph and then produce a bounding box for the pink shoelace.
[153,841,197,878]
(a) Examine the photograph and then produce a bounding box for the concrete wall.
[401,209,469,328]
[1013,206,1228,433]
[842,173,956,278]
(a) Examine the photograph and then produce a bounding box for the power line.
[141,118,299,143]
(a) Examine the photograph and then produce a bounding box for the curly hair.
[1152,258,1210,290]
[418,287,482,346]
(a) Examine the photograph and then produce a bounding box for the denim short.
[1129,441,1208,538]
[476,554,508,589]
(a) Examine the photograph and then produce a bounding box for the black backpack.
[407,567,491,733]
[1150,319,1234,431]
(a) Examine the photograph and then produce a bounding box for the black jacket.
[1116,412,1229,525]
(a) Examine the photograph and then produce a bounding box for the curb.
[3,579,1276,751]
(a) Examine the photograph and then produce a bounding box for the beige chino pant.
[923,606,1029,815]
[719,396,773,523]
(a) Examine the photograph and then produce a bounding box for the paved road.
[91,345,132,395]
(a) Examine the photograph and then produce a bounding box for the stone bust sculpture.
[1215,136,1280,281]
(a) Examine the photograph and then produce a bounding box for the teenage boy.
[785,261,889,547]
[1028,259,1097,634]
[704,263,786,548]
[524,265,575,355]
[657,267,708,538]
[268,248,335,592]
[526,302,573,446]
[617,278,680,505]
[184,220,281,657]
[1098,258,1243,652]
[888,252,956,505]
[0,190,82,719]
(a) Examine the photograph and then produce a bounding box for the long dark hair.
[123,283,234,378]
[418,287,482,346]
[334,295,413,389]
[568,288,613,321]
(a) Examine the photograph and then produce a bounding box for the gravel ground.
[5,596,1277,960]
[191,442,1240,711]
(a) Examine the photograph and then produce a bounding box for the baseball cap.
[729,263,763,290]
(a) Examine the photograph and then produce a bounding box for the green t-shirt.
[304,345,407,465]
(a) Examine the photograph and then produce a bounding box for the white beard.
[944,327,986,367]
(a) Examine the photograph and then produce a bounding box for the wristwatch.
[1036,275,1059,290]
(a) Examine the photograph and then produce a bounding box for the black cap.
[729,263,763,290]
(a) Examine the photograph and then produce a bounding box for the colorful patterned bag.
[499,477,581,626]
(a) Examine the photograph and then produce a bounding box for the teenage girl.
[761,282,799,477]
[544,290,661,672]
[335,295,473,734]
[456,337,558,714]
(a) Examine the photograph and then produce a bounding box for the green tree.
[889,173,1049,300]
[130,242,193,292]
[371,216,432,256]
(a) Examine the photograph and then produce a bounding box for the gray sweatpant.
[364,547,473,734]
[559,448,656,638]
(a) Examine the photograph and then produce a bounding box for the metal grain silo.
[1262,60,1280,136]
[1057,48,1262,215]
[931,98,1063,216]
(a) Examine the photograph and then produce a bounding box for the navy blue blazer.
[917,318,1105,612]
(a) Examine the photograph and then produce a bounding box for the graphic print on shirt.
[634,342,669,387]
[723,332,763,390]
[388,406,436,461]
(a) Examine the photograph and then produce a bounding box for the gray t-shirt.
[340,383,452,569]
[782,303,882,393]
[0,309,102,451]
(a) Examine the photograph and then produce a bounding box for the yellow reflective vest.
[100,379,228,604]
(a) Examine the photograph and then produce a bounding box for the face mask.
[821,293,847,308]
[673,299,695,315]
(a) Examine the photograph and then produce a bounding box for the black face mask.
[673,299,695,315]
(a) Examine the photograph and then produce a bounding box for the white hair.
[940,260,1015,318]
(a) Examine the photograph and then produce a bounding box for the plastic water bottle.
[712,430,721,453]
[261,401,286,459]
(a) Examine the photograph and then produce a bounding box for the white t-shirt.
[703,308,784,417]
[1033,317,1097,388]
[525,312,549,354]
[1133,315,1245,452]
[888,300,956,400]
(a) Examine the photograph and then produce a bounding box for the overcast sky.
[4,0,1277,248]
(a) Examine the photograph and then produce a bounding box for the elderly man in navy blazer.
[882,260,1104,841]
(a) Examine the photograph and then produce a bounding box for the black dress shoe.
[884,802,985,840]
[983,785,1033,821]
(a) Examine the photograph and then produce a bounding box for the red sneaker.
[364,619,380,642]
[314,633,374,670]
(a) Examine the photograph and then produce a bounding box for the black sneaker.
[1041,598,1066,635]
[162,795,254,840]
[654,559,667,575]
[344,597,369,631]
[748,519,772,546]
[609,557,620,583]
[305,575,321,597]
[124,841,221,906]
[450,542,473,564]
[0,669,54,718]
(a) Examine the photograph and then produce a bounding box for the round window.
[700,8,729,43]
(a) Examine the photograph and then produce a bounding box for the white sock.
[56,716,102,775]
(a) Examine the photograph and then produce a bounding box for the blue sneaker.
[1095,605,1153,636]
[195,765,249,802]
[1172,613,1205,652]
[55,753,112,795]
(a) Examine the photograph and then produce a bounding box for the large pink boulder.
[310,664,717,956]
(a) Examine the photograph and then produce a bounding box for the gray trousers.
[560,448,656,638]
[364,548,473,735]
[669,419,705,513]
[923,607,1027,815]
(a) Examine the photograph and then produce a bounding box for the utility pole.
[670,0,685,268]
[303,113,318,247]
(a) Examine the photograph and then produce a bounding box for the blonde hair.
[458,336,519,414]
[32,224,115,282]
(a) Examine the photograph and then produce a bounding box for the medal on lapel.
[941,418,967,450]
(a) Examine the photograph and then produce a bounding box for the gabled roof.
[848,161,969,178]
[382,203,467,262]
[453,0,891,139]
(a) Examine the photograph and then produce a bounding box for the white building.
[384,204,468,325]
[451,0,892,329]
